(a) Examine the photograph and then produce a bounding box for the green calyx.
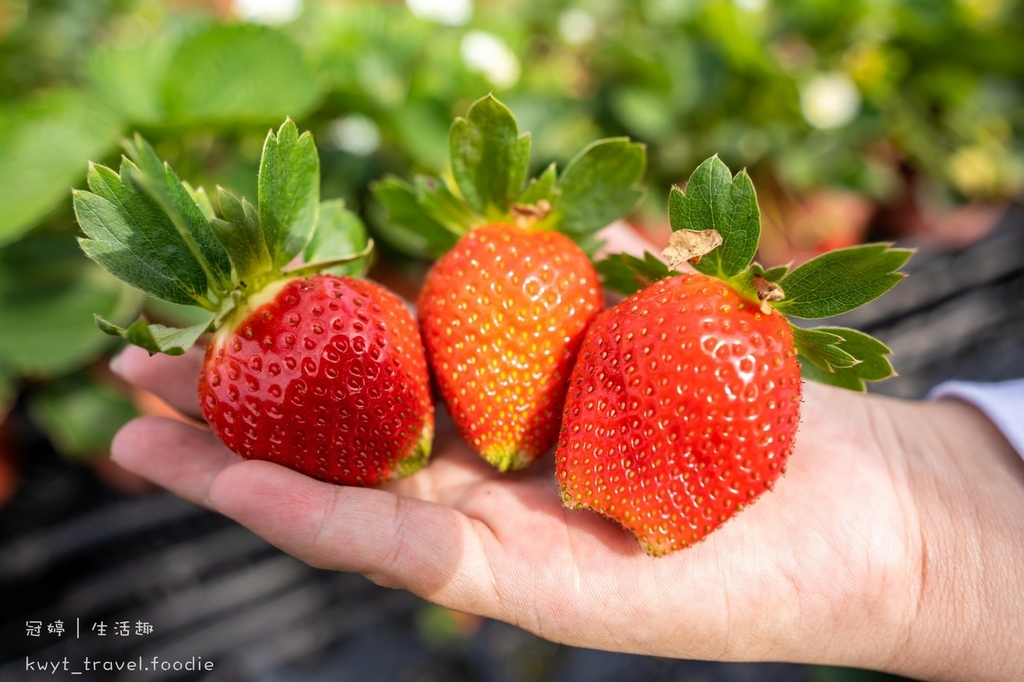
[75,119,372,356]
[371,94,648,259]
[596,155,913,392]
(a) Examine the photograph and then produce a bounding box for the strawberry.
[416,222,602,468]
[75,121,433,485]
[197,274,432,485]
[374,95,646,471]
[558,156,911,555]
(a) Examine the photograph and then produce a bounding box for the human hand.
[108,240,1024,682]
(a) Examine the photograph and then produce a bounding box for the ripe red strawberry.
[417,222,602,469]
[198,275,432,485]
[76,121,433,485]
[374,95,645,470]
[558,156,910,555]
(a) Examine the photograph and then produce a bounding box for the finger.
[111,345,205,419]
[206,460,500,611]
[595,220,657,258]
[111,416,241,507]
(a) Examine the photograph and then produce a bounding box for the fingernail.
[109,351,125,376]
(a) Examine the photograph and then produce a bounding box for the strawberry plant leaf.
[517,163,559,207]
[774,244,912,319]
[27,375,139,460]
[754,262,790,282]
[209,218,262,283]
[553,138,646,244]
[86,37,173,126]
[796,326,895,391]
[0,89,124,246]
[187,183,216,220]
[596,252,675,295]
[799,362,867,391]
[790,325,859,373]
[0,234,143,377]
[216,187,259,237]
[96,314,213,356]
[259,119,321,269]
[215,187,270,281]
[413,176,484,234]
[161,23,322,125]
[668,156,759,280]
[370,176,463,258]
[450,94,531,218]
[124,134,233,290]
[75,163,215,308]
[816,327,895,381]
[302,200,371,278]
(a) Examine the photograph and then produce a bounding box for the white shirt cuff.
[928,379,1024,458]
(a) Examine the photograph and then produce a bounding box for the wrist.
[889,398,1024,681]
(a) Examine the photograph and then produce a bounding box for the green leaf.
[755,262,790,283]
[209,218,260,283]
[450,94,531,217]
[161,23,323,125]
[596,252,676,295]
[414,176,484,235]
[517,163,559,206]
[214,187,270,281]
[775,244,913,319]
[0,234,143,377]
[302,200,371,278]
[796,326,896,391]
[370,176,462,258]
[790,326,859,374]
[0,90,123,245]
[86,37,175,125]
[96,314,213,356]
[553,138,647,241]
[75,162,213,308]
[259,119,321,269]
[817,327,895,382]
[123,134,233,291]
[28,376,139,460]
[217,188,260,232]
[668,156,760,280]
[187,183,216,220]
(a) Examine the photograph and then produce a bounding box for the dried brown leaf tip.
[662,229,723,269]
[510,200,552,229]
[752,275,785,314]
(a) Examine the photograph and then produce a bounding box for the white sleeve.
[928,379,1024,458]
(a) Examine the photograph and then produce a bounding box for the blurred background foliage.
[0,0,1022,472]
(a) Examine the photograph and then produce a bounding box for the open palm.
[112,343,923,672]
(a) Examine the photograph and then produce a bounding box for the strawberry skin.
[555,273,802,555]
[418,223,604,471]
[199,274,434,486]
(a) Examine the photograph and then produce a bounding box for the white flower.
[800,72,861,129]
[406,0,473,26]
[461,31,521,89]
[328,115,382,157]
[232,0,302,25]
[558,9,597,46]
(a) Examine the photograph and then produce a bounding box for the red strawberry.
[559,156,910,555]
[417,222,602,469]
[374,95,645,470]
[199,274,432,485]
[558,274,801,555]
[76,121,433,485]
